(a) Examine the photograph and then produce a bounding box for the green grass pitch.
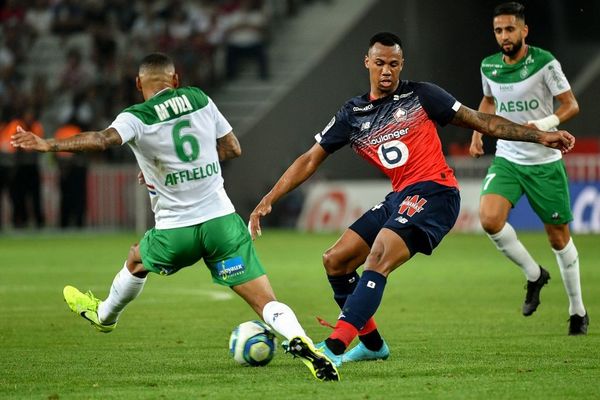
[1,231,598,399]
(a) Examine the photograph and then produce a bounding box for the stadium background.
[0,0,598,232]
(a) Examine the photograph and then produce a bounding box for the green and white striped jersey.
[110,86,235,229]
[480,46,570,165]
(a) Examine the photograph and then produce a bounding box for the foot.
[522,266,550,316]
[341,340,390,363]
[568,313,589,336]
[63,285,116,333]
[286,337,340,381]
[314,341,343,367]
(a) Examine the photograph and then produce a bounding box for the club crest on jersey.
[398,195,427,217]
[393,107,408,122]
[520,66,529,79]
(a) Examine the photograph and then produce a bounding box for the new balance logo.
[398,195,427,217]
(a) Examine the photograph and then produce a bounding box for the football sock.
[553,238,586,316]
[359,327,384,351]
[262,301,307,341]
[332,270,386,346]
[97,263,146,325]
[328,272,359,309]
[328,272,383,348]
[325,337,347,355]
[488,223,541,281]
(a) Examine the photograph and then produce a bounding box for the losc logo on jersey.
[398,195,427,217]
[393,107,407,122]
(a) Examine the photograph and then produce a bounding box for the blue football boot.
[315,341,343,367]
[341,340,390,363]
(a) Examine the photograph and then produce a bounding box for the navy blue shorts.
[349,181,460,256]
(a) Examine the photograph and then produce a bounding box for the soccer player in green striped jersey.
[469,2,588,335]
[11,53,339,381]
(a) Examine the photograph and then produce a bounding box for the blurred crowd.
[0,0,318,229]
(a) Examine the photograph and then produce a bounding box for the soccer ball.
[229,320,276,366]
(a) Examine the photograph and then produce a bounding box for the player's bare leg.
[322,229,389,362]
[545,223,588,334]
[480,194,549,315]
[233,276,340,381]
[322,229,409,357]
[64,244,147,332]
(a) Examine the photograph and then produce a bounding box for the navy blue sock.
[339,270,387,330]
[327,272,360,309]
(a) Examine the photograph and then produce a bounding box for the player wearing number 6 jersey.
[11,53,340,382]
[469,2,587,335]
[249,32,575,366]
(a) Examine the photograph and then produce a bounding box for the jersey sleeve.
[543,59,571,96]
[415,82,461,126]
[314,106,353,153]
[481,69,492,97]
[109,112,143,144]
[207,96,233,138]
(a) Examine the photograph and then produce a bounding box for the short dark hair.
[493,2,525,21]
[139,53,174,72]
[369,32,403,50]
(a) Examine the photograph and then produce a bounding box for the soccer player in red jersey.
[249,32,575,366]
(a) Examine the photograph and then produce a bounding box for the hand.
[539,130,575,154]
[11,125,51,152]
[469,131,484,158]
[248,200,272,240]
[137,171,146,185]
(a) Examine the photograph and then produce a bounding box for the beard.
[500,39,523,57]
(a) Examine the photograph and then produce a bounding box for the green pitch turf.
[0,231,598,399]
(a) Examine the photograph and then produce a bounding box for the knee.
[479,211,505,234]
[322,248,349,276]
[126,243,148,277]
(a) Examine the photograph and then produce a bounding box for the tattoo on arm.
[452,106,541,143]
[49,128,122,152]
[217,132,241,161]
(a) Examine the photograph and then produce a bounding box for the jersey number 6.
[172,119,200,162]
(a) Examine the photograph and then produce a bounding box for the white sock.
[97,263,147,324]
[553,238,586,316]
[488,223,541,281]
[262,301,307,341]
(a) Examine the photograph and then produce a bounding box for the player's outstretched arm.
[248,143,329,239]
[11,126,122,153]
[451,105,575,154]
[217,131,242,161]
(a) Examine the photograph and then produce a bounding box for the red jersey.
[315,81,460,191]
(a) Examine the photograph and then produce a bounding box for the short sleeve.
[314,107,353,153]
[415,82,461,126]
[543,59,571,97]
[109,112,143,144]
[207,97,233,138]
[481,70,492,97]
